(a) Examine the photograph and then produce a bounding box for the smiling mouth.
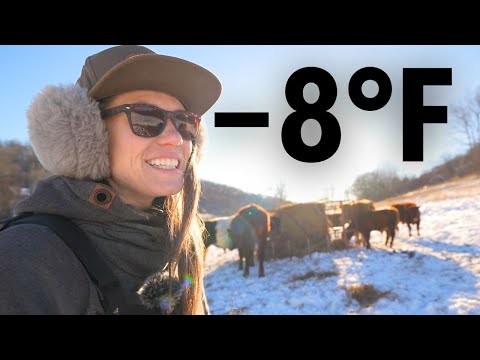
[146,158,180,170]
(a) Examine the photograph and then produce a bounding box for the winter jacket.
[0,175,173,314]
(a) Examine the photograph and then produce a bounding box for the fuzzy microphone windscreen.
[137,271,185,315]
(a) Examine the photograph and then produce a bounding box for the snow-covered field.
[204,176,480,315]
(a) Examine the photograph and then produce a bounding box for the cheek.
[107,122,123,168]
[107,121,141,172]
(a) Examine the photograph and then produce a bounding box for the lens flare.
[183,274,194,288]
[159,294,176,313]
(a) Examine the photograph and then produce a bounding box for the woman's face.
[105,90,193,210]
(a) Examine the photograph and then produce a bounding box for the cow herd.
[338,200,421,249]
[203,200,421,278]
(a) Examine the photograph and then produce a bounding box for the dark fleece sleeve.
[0,224,96,314]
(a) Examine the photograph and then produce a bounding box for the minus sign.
[215,112,269,127]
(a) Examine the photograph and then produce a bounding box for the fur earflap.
[27,85,110,180]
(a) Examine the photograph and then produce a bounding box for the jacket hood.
[27,84,206,180]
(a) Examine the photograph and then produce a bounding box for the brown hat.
[76,45,222,116]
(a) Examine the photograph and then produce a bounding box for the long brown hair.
[164,142,205,314]
[99,96,206,315]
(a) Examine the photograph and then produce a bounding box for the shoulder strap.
[1,213,126,314]
[0,212,35,229]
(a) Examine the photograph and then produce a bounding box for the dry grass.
[346,283,392,308]
[227,296,249,315]
[290,270,338,282]
[375,174,480,208]
[229,307,249,315]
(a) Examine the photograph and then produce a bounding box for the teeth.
[147,158,179,169]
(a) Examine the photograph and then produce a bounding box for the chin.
[152,183,184,197]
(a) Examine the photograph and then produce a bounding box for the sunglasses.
[100,104,201,141]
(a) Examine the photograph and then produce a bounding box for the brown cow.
[391,202,421,237]
[356,207,400,248]
[340,199,375,247]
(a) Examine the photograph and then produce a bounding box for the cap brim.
[89,54,222,116]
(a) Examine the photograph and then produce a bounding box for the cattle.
[355,207,400,248]
[341,199,375,225]
[228,203,271,277]
[203,216,235,249]
[203,216,235,259]
[340,199,375,246]
[391,202,421,237]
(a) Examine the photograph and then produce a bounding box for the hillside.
[199,180,289,217]
[375,174,480,207]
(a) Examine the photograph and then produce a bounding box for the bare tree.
[0,141,49,218]
[271,182,287,209]
[350,168,403,201]
[450,86,480,150]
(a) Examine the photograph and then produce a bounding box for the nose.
[155,118,183,146]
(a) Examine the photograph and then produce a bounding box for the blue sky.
[1,45,478,202]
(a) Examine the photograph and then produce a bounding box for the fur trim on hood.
[27,84,205,180]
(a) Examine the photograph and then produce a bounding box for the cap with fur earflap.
[27,46,220,180]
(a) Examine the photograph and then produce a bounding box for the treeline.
[0,141,48,188]
[0,141,49,218]
[350,143,480,201]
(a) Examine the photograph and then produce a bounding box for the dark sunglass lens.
[131,124,160,137]
[173,112,198,140]
[130,105,166,137]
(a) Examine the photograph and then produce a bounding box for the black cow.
[203,216,235,259]
[228,204,270,277]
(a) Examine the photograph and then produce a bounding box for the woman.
[0,45,222,314]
